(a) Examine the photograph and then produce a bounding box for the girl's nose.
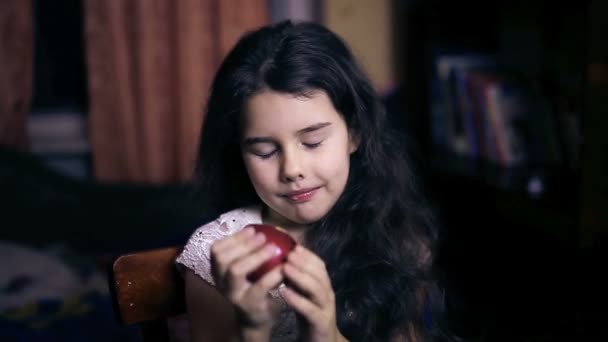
[280,148,305,182]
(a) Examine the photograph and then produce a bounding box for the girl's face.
[241,90,358,228]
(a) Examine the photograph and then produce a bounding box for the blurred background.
[1,0,606,341]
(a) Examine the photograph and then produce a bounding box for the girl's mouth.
[283,187,320,203]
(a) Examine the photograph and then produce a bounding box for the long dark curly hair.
[194,20,446,341]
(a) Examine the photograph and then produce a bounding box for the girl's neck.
[261,206,308,245]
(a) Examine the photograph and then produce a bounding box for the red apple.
[246,224,296,282]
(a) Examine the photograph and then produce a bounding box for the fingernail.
[254,233,266,243]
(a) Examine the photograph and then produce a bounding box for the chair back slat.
[110,246,185,326]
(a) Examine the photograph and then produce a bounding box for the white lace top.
[175,206,299,341]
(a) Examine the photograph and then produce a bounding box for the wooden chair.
[108,246,186,342]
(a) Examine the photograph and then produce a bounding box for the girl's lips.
[283,187,320,203]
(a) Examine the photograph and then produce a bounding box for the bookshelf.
[397,0,607,340]
[400,0,595,244]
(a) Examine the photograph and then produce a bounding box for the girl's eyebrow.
[242,122,332,145]
[242,136,274,145]
[297,122,332,134]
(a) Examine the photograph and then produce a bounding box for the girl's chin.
[287,208,330,225]
[268,209,323,227]
[266,201,332,226]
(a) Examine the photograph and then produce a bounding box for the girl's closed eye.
[245,142,279,159]
[252,148,278,159]
[250,141,321,158]
[302,140,323,149]
[298,123,330,150]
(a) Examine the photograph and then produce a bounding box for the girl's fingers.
[227,244,278,284]
[246,266,285,299]
[287,245,331,288]
[283,263,329,307]
[211,226,256,254]
[281,286,324,326]
[212,230,266,275]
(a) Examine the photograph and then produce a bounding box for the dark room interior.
[1,1,606,341]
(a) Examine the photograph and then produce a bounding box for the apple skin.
[246,224,296,282]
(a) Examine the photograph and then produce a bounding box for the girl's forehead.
[242,90,343,134]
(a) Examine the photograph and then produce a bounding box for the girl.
[176,20,445,341]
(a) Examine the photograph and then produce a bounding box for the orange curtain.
[84,0,267,183]
[0,0,33,150]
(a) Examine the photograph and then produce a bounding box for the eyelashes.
[302,141,322,149]
[255,150,276,159]
[252,141,323,160]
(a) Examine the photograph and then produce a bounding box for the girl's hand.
[282,245,348,342]
[210,226,285,337]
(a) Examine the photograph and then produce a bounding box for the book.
[431,53,564,168]
[431,53,496,156]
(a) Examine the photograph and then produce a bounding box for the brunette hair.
[194,20,445,341]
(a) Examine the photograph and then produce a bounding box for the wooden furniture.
[108,246,185,342]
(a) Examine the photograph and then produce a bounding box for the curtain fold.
[0,0,33,150]
[84,0,268,183]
